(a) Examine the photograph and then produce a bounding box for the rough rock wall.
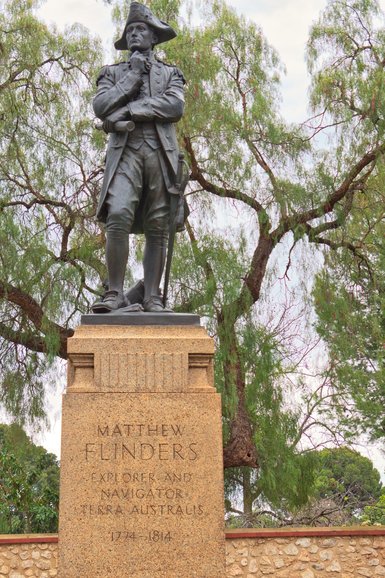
[225,529,385,577]
[0,539,57,577]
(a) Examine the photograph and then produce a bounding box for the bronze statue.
[92,2,186,313]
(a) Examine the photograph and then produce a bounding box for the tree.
[0,423,60,533]
[306,0,385,442]
[225,447,383,527]
[0,0,104,422]
[294,447,383,526]
[0,0,384,502]
[155,0,385,468]
[363,491,385,525]
[313,177,384,440]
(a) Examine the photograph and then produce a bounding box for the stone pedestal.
[58,322,225,578]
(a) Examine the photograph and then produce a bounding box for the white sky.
[36,0,385,120]
[37,0,331,122]
[31,0,385,480]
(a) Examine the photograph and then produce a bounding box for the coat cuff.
[128,99,155,121]
[115,70,143,98]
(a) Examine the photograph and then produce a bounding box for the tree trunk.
[243,468,254,516]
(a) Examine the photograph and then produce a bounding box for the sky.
[31,0,385,479]
[35,0,385,123]
[37,0,330,122]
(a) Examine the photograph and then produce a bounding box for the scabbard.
[162,195,179,308]
[163,153,188,308]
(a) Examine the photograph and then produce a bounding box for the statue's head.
[114,2,177,51]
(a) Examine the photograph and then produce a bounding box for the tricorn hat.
[114,2,177,50]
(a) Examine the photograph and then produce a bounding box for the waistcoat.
[126,72,160,150]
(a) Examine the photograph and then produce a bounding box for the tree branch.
[183,135,267,215]
[0,281,73,358]
[273,142,385,241]
[0,322,46,354]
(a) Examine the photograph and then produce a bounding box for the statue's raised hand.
[130,51,151,74]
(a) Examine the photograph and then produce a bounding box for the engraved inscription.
[97,423,184,437]
[84,442,198,462]
[111,530,172,543]
[80,504,204,516]
[84,422,198,462]
[79,422,204,526]
[101,488,183,500]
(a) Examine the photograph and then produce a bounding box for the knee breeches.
[105,143,170,236]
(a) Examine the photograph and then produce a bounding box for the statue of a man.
[92,2,185,313]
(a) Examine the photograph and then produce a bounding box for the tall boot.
[142,230,169,312]
[92,233,129,313]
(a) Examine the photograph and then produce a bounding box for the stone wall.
[0,528,384,577]
[0,536,57,577]
[225,528,385,577]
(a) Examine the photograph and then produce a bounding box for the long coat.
[93,55,185,228]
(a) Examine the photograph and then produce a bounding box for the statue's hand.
[104,106,131,131]
[130,51,151,74]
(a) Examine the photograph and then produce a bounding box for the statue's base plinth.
[58,323,225,578]
[81,311,201,326]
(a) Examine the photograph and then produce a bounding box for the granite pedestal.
[58,316,225,577]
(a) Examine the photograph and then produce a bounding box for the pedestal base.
[58,324,225,578]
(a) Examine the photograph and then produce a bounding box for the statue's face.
[126,21,157,52]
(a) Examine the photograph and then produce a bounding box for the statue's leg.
[141,146,171,312]
[93,148,142,312]
[143,230,168,301]
[105,232,129,296]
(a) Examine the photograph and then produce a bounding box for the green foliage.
[225,437,317,526]
[290,447,383,526]
[308,0,385,151]
[88,0,385,513]
[226,446,383,527]
[313,173,385,440]
[1,0,385,519]
[0,423,59,533]
[223,323,317,523]
[312,447,382,507]
[363,491,385,525]
[0,0,105,423]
